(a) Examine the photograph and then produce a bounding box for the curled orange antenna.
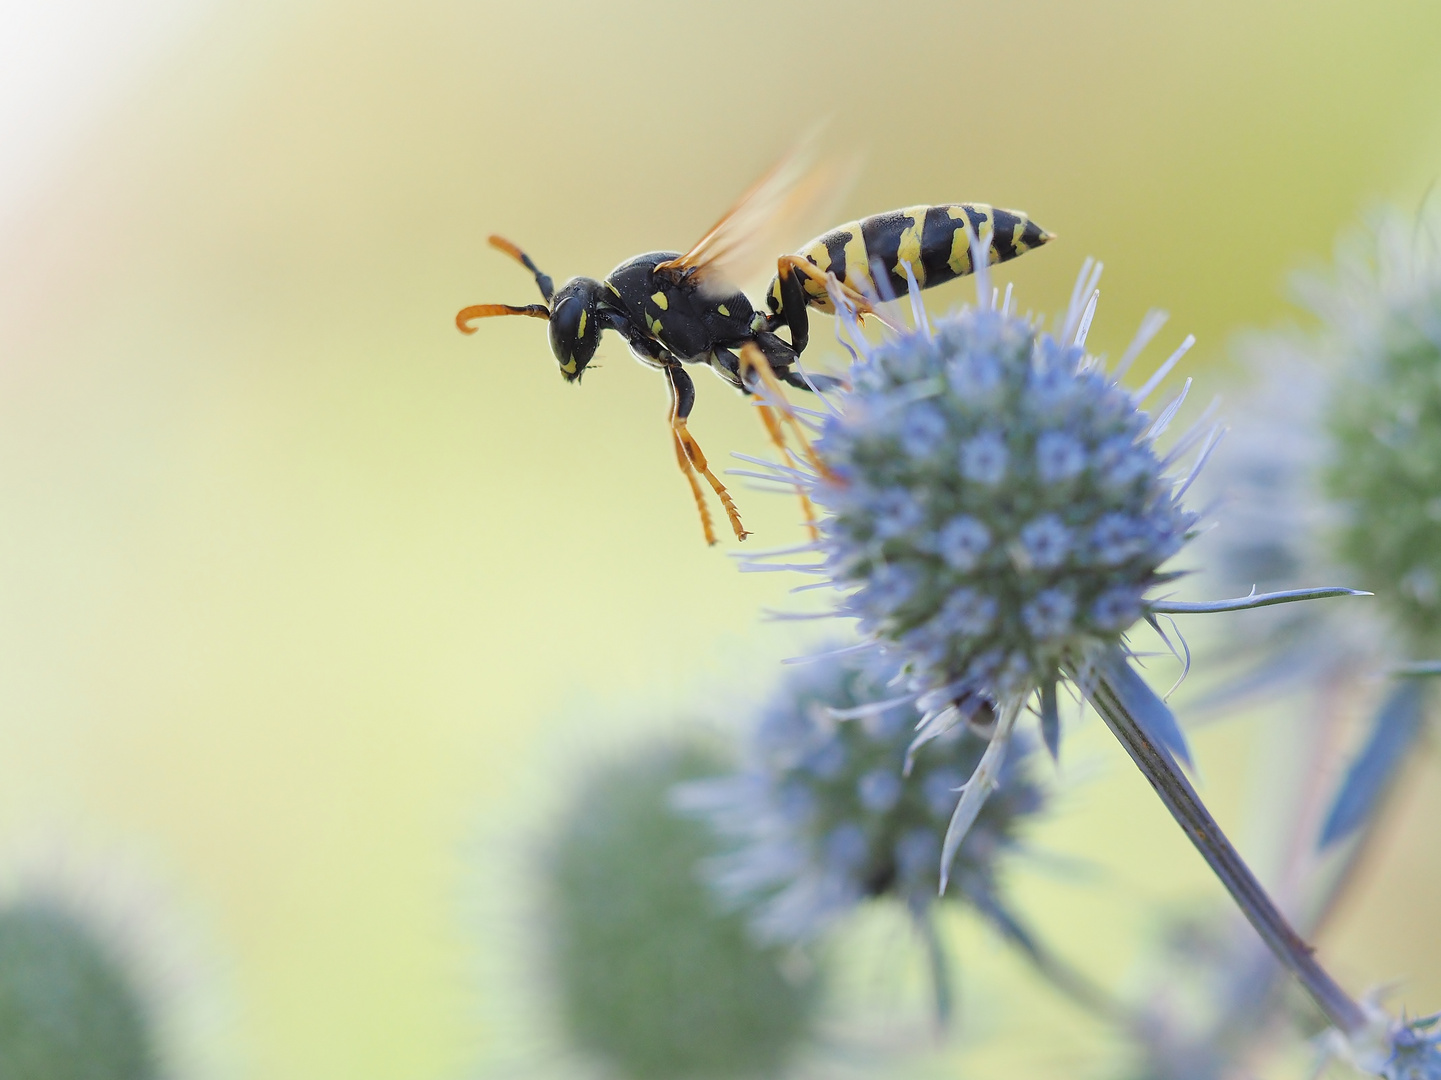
[455,303,550,334]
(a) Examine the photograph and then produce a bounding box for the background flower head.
[541,740,818,1080]
[0,893,162,1080]
[677,651,1044,944]
[1195,207,1441,850]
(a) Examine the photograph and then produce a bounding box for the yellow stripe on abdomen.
[895,205,928,287]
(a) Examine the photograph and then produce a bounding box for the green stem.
[1092,670,1369,1036]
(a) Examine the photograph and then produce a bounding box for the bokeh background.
[2,2,1440,1077]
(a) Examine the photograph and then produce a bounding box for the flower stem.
[1092,670,1369,1036]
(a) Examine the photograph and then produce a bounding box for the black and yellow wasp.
[457,156,1052,544]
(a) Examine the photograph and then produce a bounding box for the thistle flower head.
[675,653,1042,943]
[1298,208,1441,652]
[1338,1012,1441,1080]
[0,897,161,1080]
[737,250,1372,1043]
[543,742,817,1080]
[1381,1014,1441,1080]
[814,294,1199,717]
[1199,208,1441,849]
[738,252,1252,888]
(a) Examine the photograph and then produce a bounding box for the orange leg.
[674,418,749,543]
[738,344,834,482]
[665,363,748,544]
[776,255,903,334]
[756,403,820,541]
[672,425,718,546]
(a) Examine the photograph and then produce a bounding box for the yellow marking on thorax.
[647,313,664,336]
[896,206,928,287]
[717,303,729,317]
[577,309,587,336]
[651,291,668,310]
[606,281,622,296]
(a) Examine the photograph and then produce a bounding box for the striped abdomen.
[766,203,1052,315]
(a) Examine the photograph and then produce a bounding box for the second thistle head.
[676,652,1043,943]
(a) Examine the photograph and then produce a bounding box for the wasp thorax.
[548,279,604,382]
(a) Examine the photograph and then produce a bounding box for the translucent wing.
[656,136,857,298]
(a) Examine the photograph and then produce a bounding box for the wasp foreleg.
[665,364,748,544]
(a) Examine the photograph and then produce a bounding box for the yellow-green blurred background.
[2,2,1440,1077]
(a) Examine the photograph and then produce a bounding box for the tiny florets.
[814,303,1197,713]
[674,654,1042,943]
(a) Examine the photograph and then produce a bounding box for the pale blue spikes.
[1151,586,1369,614]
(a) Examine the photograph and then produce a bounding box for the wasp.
[457,157,1052,545]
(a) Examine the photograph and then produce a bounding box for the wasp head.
[548,279,604,383]
[455,237,606,384]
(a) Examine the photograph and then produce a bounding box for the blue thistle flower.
[676,652,1122,1029]
[740,250,1248,888]
[1334,1012,1441,1080]
[1380,1015,1441,1080]
[736,239,1373,1048]
[676,653,1042,943]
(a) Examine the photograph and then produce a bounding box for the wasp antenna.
[455,303,551,334]
[488,235,555,302]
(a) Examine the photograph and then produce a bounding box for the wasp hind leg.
[738,344,832,482]
[754,401,821,541]
[665,364,748,544]
[773,254,901,348]
[671,427,718,546]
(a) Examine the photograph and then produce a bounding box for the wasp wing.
[656,138,858,299]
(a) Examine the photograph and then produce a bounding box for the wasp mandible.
[457,155,1053,545]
